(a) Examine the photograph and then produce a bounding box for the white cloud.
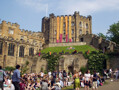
[16,0,119,15]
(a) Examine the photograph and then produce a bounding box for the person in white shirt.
[84,70,91,90]
[48,71,52,79]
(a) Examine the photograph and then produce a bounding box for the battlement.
[42,11,91,20]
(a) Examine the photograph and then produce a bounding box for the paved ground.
[80,80,119,90]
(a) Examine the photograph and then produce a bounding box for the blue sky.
[0,0,119,35]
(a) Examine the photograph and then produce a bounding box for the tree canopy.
[107,21,119,44]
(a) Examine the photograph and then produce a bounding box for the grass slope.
[41,45,96,54]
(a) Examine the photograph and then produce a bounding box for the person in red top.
[19,80,26,90]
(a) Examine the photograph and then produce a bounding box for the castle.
[0,11,119,72]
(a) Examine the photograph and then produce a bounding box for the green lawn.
[41,45,96,54]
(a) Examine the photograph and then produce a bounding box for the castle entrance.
[68,65,73,74]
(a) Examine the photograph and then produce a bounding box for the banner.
[60,16,63,43]
[69,16,72,42]
[65,16,68,42]
[56,17,60,43]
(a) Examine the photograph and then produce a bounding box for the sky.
[0,0,119,35]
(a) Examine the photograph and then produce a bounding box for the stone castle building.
[0,21,44,67]
[42,11,92,44]
[0,11,118,72]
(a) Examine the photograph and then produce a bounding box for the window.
[54,30,57,35]
[86,31,89,34]
[0,42,3,54]
[19,46,24,57]
[79,29,82,34]
[80,38,84,42]
[79,22,82,27]
[63,30,65,35]
[63,38,65,42]
[29,48,34,56]
[9,29,14,34]
[63,22,65,27]
[0,27,2,32]
[72,29,74,35]
[86,23,88,29]
[72,37,74,42]
[8,43,15,56]
[71,22,74,26]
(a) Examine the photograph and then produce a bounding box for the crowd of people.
[0,65,119,90]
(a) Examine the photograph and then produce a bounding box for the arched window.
[19,46,24,57]
[0,42,3,54]
[29,48,34,56]
[79,22,82,27]
[86,23,88,29]
[8,43,15,56]
[79,29,82,34]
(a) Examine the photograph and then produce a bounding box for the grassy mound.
[41,45,96,54]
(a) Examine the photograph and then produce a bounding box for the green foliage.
[80,66,87,74]
[42,53,60,72]
[44,70,48,74]
[41,45,96,54]
[21,61,29,75]
[4,66,15,71]
[97,33,107,39]
[86,51,107,74]
[107,21,119,44]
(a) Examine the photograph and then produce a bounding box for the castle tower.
[42,11,92,43]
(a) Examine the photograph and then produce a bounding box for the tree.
[42,53,60,72]
[97,33,107,39]
[21,61,29,75]
[86,51,107,74]
[107,21,119,44]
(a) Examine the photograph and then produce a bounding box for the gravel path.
[79,80,119,90]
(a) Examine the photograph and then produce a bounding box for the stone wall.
[48,42,86,47]
[79,34,118,52]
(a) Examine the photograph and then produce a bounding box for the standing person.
[63,70,67,87]
[73,71,80,90]
[84,70,91,90]
[92,71,98,90]
[52,70,57,84]
[115,68,119,81]
[0,66,7,90]
[12,65,21,90]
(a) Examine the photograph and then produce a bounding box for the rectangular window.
[0,42,3,54]
[72,29,74,35]
[19,46,24,57]
[29,48,34,56]
[8,43,15,56]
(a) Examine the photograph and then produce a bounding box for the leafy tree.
[4,66,15,71]
[42,53,60,72]
[87,51,107,74]
[107,21,119,44]
[97,33,107,39]
[21,61,29,75]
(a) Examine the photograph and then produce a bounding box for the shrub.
[80,66,87,74]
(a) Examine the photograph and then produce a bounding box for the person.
[12,65,21,90]
[63,70,67,87]
[84,70,91,90]
[115,68,119,81]
[73,71,80,90]
[0,66,7,90]
[52,70,57,84]
[92,71,98,90]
